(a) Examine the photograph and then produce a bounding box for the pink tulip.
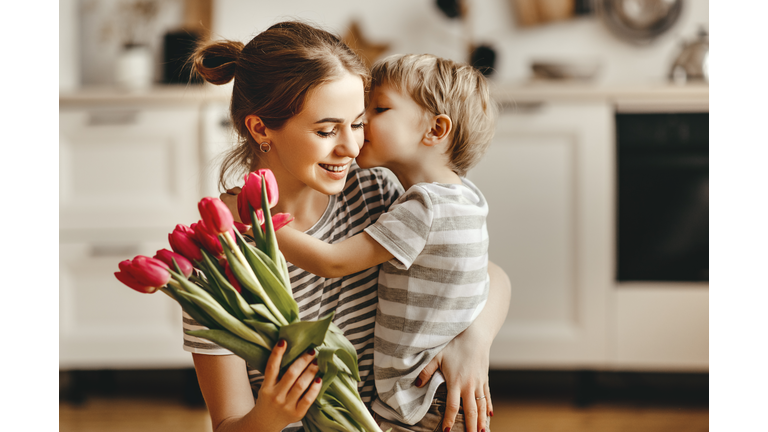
[153,248,194,278]
[168,224,204,262]
[237,191,265,227]
[233,221,250,234]
[115,256,171,294]
[192,220,224,257]
[198,197,235,235]
[241,169,279,214]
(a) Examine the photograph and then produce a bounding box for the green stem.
[328,379,383,432]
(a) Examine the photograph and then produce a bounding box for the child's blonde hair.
[370,53,497,176]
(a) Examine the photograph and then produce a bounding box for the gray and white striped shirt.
[365,178,490,425]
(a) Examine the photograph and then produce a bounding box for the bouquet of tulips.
[114,169,385,432]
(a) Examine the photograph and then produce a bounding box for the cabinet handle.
[90,244,140,257]
[88,110,139,126]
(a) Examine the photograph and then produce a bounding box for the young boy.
[276,53,497,431]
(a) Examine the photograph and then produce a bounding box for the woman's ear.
[245,115,269,143]
[422,114,452,147]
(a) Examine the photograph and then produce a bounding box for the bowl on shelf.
[530,60,601,81]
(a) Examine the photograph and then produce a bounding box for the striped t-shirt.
[364,178,490,425]
[182,165,401,432]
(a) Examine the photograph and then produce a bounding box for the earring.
[259,142,271,153]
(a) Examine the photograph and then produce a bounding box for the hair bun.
[192,40,245,85]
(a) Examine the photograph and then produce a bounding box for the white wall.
[212,0,709,85]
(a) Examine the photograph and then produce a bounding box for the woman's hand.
[253,339,323,431]
[417,326,492,432]
[192,339,322,432]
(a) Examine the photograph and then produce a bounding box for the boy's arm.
[276,226,394,278]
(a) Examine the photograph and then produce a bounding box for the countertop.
[60,80,709,112]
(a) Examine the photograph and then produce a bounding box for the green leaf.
[304,403,353,432]
[186,329,271,373]
[243,318,280,342]
[176,290,271,349]
[278,312,334,369]
[249,204,266,251]
[261,175,280,263]
[201,249,253,321]
[250,304,279,323]
[236,230,299,323]
[323,326,361,381]
[161,286,216,329]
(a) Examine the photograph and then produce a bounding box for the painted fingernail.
[443,427,451,432]
[314,377,322,384]
[306,347,315,356]
[277,339,286,347]
[312,359,318,366]
[489,411,494,417]
[415,377,422,387]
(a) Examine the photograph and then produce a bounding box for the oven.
[616,112,709,282]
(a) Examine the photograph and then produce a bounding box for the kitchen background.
[56,0,718,431]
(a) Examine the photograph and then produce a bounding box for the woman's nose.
[336,125,361,158]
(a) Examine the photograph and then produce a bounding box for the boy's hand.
[220,187,242,223]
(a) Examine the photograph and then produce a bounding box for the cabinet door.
[59,234,192,369]
[59,107,203,230]
[468,102,613,368]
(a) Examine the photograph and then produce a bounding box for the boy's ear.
[245,114,269,143]
[422,114,452,147]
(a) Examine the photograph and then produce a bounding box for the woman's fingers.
[262,339,287,388]
[274,348,317,396]
[461,387,479,432]
[485,380,493,419]
[475,390,488,432]
[442,387,461,432]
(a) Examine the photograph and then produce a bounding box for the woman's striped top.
[181,165,402,431]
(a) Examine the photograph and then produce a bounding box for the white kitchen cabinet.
[59,98,218,370]
[59,106,204,231]
[469,101,614,368]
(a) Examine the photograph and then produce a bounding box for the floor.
[59,369,709,432]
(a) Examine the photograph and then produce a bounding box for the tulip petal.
[115,271,157,294]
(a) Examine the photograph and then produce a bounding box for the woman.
[186,21,510,432]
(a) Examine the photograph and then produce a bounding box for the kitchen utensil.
[669,27,709,84]
[531,59,601,81]
[597,0,683,44]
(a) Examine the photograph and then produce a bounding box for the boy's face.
[357,81,429,170]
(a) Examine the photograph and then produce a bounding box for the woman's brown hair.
[191,21,370,189]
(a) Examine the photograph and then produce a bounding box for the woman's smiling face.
[266,72,366,196]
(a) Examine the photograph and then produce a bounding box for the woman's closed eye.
[316,128,337,138]
[374,107,389,113]
[352,121,364,130]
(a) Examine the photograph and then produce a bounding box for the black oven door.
[616,112,709,282]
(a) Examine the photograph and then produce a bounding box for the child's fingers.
[442,388,461,432]
[262,339,287,388]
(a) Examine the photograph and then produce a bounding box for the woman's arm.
[276,226,393,278]
[415,260,511,432]
[193,339,322,432]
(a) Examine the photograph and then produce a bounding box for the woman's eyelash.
[375,107,389,113]
[316,129,336,138]
[352,122,364,130]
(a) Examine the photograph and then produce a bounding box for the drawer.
[59,233,193,369]
[59,107,207,230]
